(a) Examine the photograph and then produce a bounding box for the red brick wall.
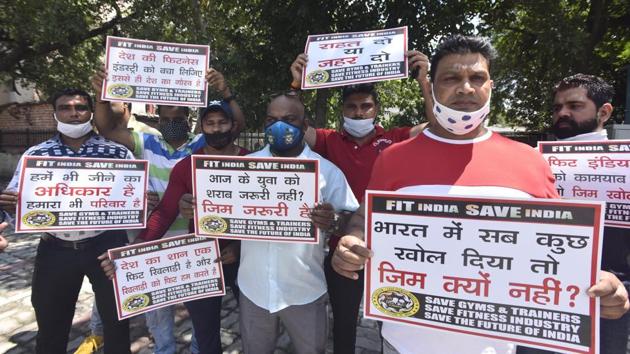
[0,102,55,130]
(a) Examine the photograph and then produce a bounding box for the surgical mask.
[264,120,304,151]
[204,131,233,149]
[343,117,375,138]
[54,113,94,138]
[432,88,491,135]
[158,119,189,142]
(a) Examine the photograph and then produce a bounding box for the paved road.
[0,230,382,354]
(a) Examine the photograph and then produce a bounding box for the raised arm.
[206,68,245,133]
[91,66,135,150]
[407,50,433,138]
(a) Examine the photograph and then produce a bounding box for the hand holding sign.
[588,270,629,319]
[0,190,17,215]
[332,235,373,280]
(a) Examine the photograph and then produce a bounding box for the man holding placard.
[0,88,134,354]
[517,75,630,353]
[289,46,432,354]
[132,100,248,354]
[236,92,358,353]
[92,68,244,354]
[332,35,629,354]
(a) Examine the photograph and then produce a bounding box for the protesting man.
[92,68,244,354]
[122,100,248,354]
[237,92,359,353]
[331,35,629,354]
[75,99,160,354]
[289,50,431,353]
[516,74,630,353]
[0,88,133,354]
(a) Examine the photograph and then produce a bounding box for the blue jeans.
[91,302,199,353]
[145,306,177,354]
[89,299,104,336]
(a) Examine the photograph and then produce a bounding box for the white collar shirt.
[558,130,608,141]
[237,144,359,313]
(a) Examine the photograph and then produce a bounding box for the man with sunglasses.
[0,88,134,354]
[289,50,432,353]
[236,92,358,353]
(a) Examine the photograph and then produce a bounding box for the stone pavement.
[0,230,382,354]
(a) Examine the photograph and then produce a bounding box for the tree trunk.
[314,88,330,128]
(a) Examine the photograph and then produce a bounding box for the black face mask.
[204,131,233,149]
[551,116,599,140]
[158,119,190,143]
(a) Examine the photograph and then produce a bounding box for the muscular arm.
[91,67,135,150]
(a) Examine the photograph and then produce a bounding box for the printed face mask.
[432,88,491,135]
[158,119,190,142]
[54,113,93,138]
[343,117,375,138]
[264,120,304,151]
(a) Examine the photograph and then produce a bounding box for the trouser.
[324,250,364,353]
[239,292,328,354]
[185,296,222,354]
[183,262,239,354]
[31,230,130,354]
[145,306,177,354]
[383,338,399,354]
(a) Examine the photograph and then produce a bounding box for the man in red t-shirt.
[101,100,247,354]
[332,35,629,354]
[290,50,432,353]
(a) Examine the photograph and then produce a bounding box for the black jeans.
[31,230,130,354]
[185,262,239,354]
[324,251,365,354]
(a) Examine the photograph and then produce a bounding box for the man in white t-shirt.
[331,35,629,354]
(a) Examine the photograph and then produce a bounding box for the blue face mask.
[264,120,304,151]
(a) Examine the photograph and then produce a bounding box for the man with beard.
[289,51,430,353]
[516,74,630,353]
[92,68,244,354]
[0,88,133,354]
[331,35,629,354]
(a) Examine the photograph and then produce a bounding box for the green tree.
[479,0,630,130]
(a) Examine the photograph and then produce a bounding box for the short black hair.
[157,105,190,117]
[553,73,614,109]
[430,35,497,81]
[126,102,133,111]
[50,88,93,112]
[342,83,379,105]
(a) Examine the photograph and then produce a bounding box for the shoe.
[73,334,104,354]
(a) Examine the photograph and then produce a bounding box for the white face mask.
[54,113,94,139]
[343,116,375,138]
[432,88,491,135]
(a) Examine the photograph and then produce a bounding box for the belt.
[40,233,96,250]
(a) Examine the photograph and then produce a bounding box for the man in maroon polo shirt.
[289,51,431,353]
